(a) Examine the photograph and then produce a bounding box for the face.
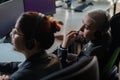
[10,19,25,52]
[79,14,98,41]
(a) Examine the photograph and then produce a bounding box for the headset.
[94,11,110,38]
[25,13,45,50]
[101,11,110,32]
[25,34,35,50]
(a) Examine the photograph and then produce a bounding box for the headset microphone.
[75,30,86,44]
[68,30,86,54]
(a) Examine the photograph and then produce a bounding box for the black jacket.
[0,51,60,80]
[57,33,111,78]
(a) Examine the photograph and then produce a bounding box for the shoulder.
[9,69,39,80]
[83,41,108,56]
[47,53,59,67]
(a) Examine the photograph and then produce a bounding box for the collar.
[18,51,49,68]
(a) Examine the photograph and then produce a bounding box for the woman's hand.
[0,74,9,80]
[62,30,78,48]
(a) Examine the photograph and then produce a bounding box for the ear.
[25,39,35,50]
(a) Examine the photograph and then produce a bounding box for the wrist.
[61,43,68,49]
[57,45,68,58]
[60,45,67,50]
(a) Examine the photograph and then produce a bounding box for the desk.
[0,43,25,62]
[0,40,61,62]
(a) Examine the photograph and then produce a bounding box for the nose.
[10,29,14,39]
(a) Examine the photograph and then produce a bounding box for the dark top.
[57,33,111,77]
[0,51,60,80]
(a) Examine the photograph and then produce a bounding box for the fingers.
[62,30,78,48]
[66,30,78,36]
[0,74,9,80]
[65,30,78,40]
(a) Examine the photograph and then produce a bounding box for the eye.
[82,21,89,29]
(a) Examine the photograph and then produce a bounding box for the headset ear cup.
[25,39,34,49]
[101,11,110,33]
[94,31,102,39]
[102,21,109,33]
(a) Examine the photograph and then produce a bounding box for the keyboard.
[74,2,93,12]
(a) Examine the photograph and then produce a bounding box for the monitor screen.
[0,0,24,38]
[23,0,56,15]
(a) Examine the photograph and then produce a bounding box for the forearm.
[57,45,68,68]
[0,62,20,74]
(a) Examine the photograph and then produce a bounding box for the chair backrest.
[41,56,99,80]
[103,47,120,73]
[102,47,120,80]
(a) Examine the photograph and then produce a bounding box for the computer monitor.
[23,0,56,15]
[0,0,24,38]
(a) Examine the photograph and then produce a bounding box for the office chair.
[41,56,99,80]
[102,47,120,80]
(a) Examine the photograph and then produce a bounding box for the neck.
[23,49,44,59]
